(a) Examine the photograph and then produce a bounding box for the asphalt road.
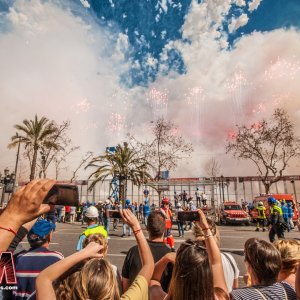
[20,221,300,286]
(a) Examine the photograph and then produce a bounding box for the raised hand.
[3,179,56,227]
[120,208,140,231]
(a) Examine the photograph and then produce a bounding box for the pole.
[0,186,5,207]
[291,181,297,203]
[12,134,21,194]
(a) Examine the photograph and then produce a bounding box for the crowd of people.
[0,179,300,300]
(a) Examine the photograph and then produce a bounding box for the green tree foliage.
[8,115,59,181]
[86,142,152,204]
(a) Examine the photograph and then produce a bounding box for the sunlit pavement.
[19,222,299,287]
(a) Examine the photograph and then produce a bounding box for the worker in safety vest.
[160,197,175,251]
[76,206,107,250]
[255,201,267,232]
[267,197,285,242]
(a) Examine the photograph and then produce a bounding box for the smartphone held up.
[43,184,79,207]
[177,210,200,222]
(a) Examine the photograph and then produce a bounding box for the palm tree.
[8,115,59,181]
[86,142,152,205]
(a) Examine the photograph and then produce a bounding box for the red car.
[218,202,250,225]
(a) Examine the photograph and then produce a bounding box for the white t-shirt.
[221,252,239,293]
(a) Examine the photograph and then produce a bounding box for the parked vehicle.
[218,202,250,225]
[250,194,299,224]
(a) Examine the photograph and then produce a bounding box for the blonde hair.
[56,259,120,300]
[273,239,300,273]
[83,233,108,256]
[193,219,220,247]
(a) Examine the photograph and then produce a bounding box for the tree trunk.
[119,178,126,208]
[263,182,270,194]
[30,147,38,181]
[158,190,162,207]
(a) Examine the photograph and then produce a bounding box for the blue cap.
[287,202,292,207]
[29,219,55,238]
[125,199,130,205]
[267,197,276,204]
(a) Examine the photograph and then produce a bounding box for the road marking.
[20,242,59,245]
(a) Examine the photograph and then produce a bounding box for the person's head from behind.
[84,206,99,225]
[83,233,108,257]
[267,197,276,207]
[56,258,119,300]
[73,258,119,300]
[170,239,214,300]
[273,239,300,275]
[244,238,282,285]
[146,211,165,240]
[27,219,55,248]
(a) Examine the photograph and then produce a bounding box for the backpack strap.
[222,252,236,275]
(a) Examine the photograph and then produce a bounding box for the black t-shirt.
[122,240,173,292]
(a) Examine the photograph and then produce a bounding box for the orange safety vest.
[161,208,172,229]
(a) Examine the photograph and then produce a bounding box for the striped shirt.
[12,247,63,300]
[231,281,296,300]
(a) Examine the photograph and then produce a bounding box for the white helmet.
[258,201,263,206]
[177,203,182,207]
[85,206,99,218]
[105,199,111,204]
[189,201,193,205]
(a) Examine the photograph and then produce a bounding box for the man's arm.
[0,180,55,251]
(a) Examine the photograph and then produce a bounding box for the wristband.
[0,226,17,236]
[133,228,142,235]
[205,234,213,239]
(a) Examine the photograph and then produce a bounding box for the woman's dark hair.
[244,238,282,285]
[169,239,214,300]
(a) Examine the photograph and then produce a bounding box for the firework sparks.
[147,87,169,120]
[264,57,300,81]
[106,112,126,135]
[75,98,91,113]
[184,86,205,139]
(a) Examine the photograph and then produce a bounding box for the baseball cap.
[29,219,56,238]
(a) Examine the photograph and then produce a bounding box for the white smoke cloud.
[0,0,129,178]
[148,0,300,176]
[235,0,246,7]
[79,0,90,9]
[228,13,249,33]
[248,0,262,12]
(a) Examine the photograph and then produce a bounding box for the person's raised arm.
[120,209,154,283]
[296,264,300,299]
[197,209,228,295]
[0,179,55,251]
[151,252,176,285]
[36,242,103,300]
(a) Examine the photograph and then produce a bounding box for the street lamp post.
[220,175,225,203]
[0,168,15,207]
[12,133,21,194]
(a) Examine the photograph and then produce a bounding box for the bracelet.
[205,234,213,239]
[0,226,17,236]
[133,228,142,235]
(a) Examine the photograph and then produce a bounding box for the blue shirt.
[143,204,150,216]
[281,205,288,219]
